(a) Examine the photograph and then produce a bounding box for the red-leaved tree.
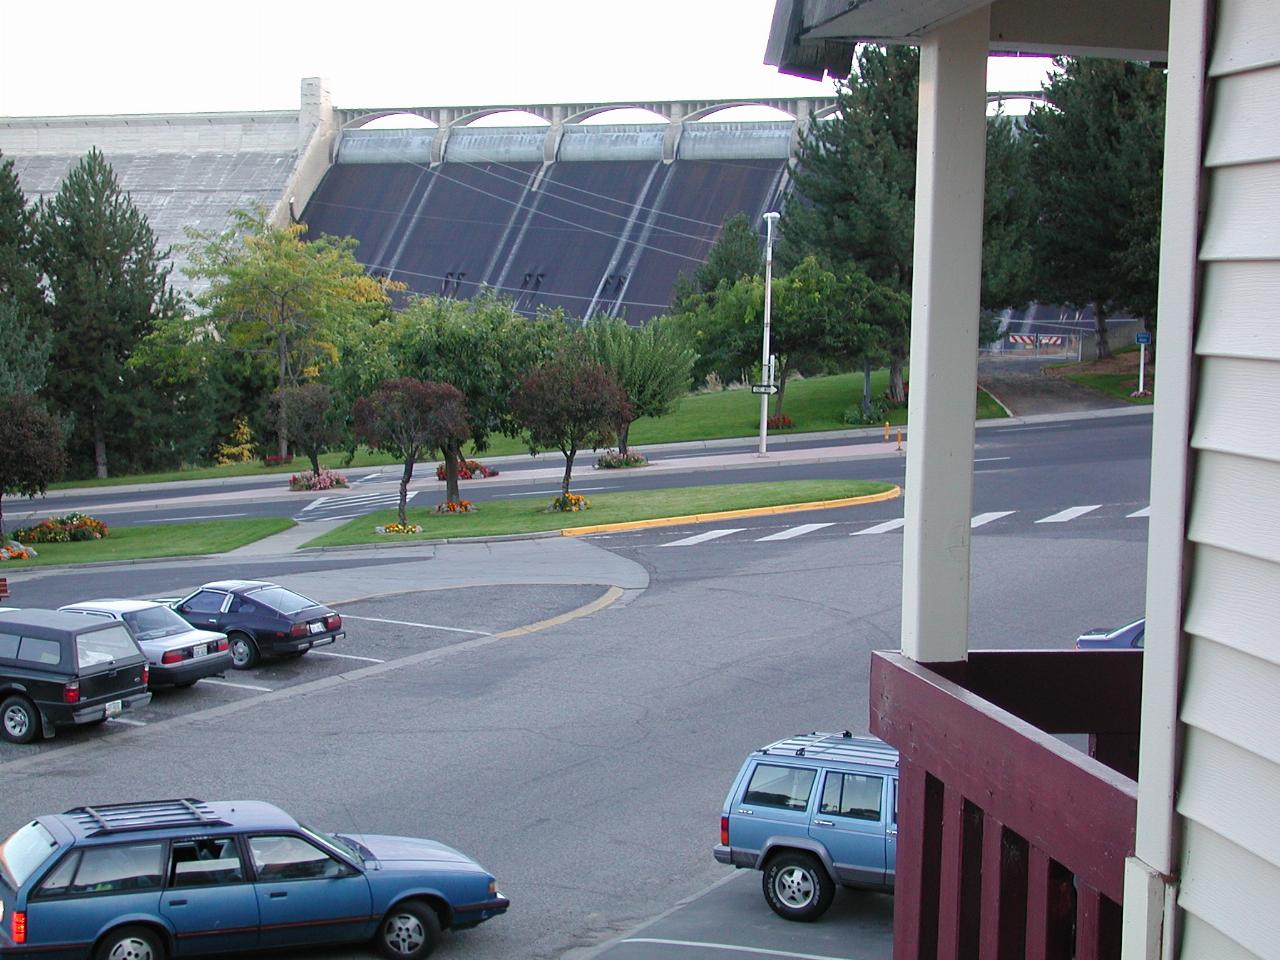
[511,353,629,501]
[0,393,67,543]
[353,379,469,526]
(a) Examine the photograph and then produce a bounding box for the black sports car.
[169,580,344,669]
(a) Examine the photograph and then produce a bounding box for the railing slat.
[1024,846,1074,960]
[1076,884,1123,960]
[936,787,983,959]
[978,815,1027,960]
[894,761,942,959]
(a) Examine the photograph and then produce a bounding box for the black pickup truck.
[0,609,151,743]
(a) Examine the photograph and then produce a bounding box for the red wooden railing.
[870,650,1142,960]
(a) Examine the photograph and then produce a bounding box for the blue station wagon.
[0,799,508,960]
[715,732,899,920]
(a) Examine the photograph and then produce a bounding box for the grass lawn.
[304,479,897,548]
[1,518,295,568]
[49,371,1005,488]
[1059,372,1154,405]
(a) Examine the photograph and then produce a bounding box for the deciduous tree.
[511,348,629,500]
[0,393,66,542]
[353,378,469,526]
[275,383,340,475]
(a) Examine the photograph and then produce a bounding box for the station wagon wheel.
[94,924,166,960]
[227,632,260,670]
[762,851,835,922]
[0,694,39,744]
[376,898,441,959]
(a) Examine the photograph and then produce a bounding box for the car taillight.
[290,623,307,638]
[325,614,341,630]
[63,680,80,704]
[142,663,150,685]
[720,815,730,846]
[213,638,228,652]
[12,910,26,945]
[162,650,185,664]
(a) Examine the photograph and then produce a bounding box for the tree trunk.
[772,366,789,419]
[443,441,462,504]
[889,355,906,404]
[561,449,576,500]
[861,355,873,418]
[1093,301,1111,360]
[398,456,414,526]
[618,420,632,456]
[277,331,290,458]
[309,448,321,475]
[0,495,7,543]
[93,420,108,479]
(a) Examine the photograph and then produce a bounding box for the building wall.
[1175,0,1280,954]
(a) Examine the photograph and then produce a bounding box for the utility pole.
[758,211,780,457]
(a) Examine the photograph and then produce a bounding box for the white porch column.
[900,6,990,663]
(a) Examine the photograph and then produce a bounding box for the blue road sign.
[1135,332,1152,344]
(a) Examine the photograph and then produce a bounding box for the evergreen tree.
[1024,58,1166,357]
[35,148,180,477]
[0,150,43,316]
[0,297,52,395]
[671,212,763,310]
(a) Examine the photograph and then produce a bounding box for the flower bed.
[596,449,648,469]
[435,500,476,513]
[1,541,36,561]
[375,522,422,535]
[547,493,590,513]
[289,469,349,491]
[14,513,108,544]
[435,460,499,480]
[767,414,795,430]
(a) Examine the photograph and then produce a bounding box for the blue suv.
[714,732,899,920]
[0,798,508,959]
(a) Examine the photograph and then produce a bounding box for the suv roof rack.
[63,799,229,836]
[760,731,899,768]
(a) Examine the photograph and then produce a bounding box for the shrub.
[435,460,499,481]
[843,398,892,425]
[15,513,108,544]
[547,493,590,513]
[767,414,795,430]
[435,500,476,513]
[216,418,255,465]
[288,469,349,491]
[596,449,648,469]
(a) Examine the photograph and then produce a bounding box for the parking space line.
[309,650,385,663]
[620,939,853,960]
[341,615,493,636]
[106,717,146,727]
[200,679,274,692]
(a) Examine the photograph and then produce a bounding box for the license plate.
[105,700,122,718]
[192,644,208,658]
[308,621,324,635]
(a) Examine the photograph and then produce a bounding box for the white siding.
[1176,0,1280,954]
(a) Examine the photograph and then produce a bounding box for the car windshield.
[76,625,141,668]
[122,606,193,641]
[248,586,317,615]
[299,824,362,863]
[0,821,57,890]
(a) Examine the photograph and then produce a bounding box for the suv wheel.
[1,694,39,744]
[762,851,835,921]
[228,632,260,670]
[94,925,166,960]
[375,899,441,959]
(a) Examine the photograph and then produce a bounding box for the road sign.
[751,384,778,395]
[1135,331,1152,344]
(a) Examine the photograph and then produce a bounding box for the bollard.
[883,421,890,441]
[896,429,903,452]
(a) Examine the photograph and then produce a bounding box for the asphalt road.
[0,413,1152,960]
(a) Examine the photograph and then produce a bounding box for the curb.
[559,486,902,537]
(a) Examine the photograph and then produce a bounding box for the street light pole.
[758,211,780,457]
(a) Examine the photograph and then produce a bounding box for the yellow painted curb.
[493,585,625,638]
[559,485,902,537]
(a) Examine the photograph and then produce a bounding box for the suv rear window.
[0,821,58,889]
[742,763,817,811]
[76,625,139,668]
[248,587,315,614]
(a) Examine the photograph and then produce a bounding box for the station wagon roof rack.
[63,799,230,836]
[760,731,899,768]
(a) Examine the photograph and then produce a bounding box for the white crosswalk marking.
[297,490,417,521]
[662,528,745,547]
[756,523,834,542]
[1036,505,1101,524]
[853,518,906,536]
[1128,507,1151,518]
[970,511,1016,528]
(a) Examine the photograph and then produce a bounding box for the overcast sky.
[0,0,1052,118]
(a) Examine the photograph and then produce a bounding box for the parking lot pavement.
[581,871,893,960]
[0,582,610,764]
